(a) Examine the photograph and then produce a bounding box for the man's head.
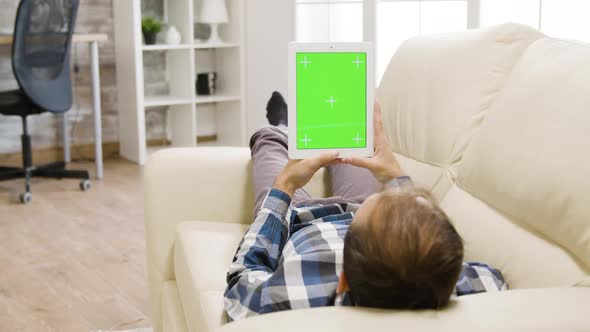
[340,188,463,309]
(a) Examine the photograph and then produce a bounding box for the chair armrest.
[144,147,253,332]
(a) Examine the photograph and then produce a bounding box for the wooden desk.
[0,33,108,179]
[0,33,108,45]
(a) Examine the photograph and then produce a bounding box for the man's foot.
[266,91,288,126]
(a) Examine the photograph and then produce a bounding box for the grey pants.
[250,125,380,215]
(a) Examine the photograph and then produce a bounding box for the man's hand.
[273,152,341,198]
[342,101,403,183]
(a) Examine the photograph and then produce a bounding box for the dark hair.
[343,188,464,309]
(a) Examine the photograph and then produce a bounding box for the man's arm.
[226,188,292,282]
[225,152,340,320]
[342,101,405,184]
[454,262,508,296]
[384,176,414,191]
[227,150,342,280]
[224,188,292,320]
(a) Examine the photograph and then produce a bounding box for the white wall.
[245,0,295,137]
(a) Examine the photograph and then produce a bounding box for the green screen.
[296,52,367,149]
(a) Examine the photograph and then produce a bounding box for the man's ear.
[337,271,350,295]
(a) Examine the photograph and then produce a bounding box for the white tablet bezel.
[288,42,374,160]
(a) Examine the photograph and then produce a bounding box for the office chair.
[0,0,90,204]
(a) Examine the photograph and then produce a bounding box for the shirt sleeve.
[384,175,414,191]
[454,262,508,296]
[224,188,293,320]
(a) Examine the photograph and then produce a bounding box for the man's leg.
[327,163,381,204]
[250,125,312,216]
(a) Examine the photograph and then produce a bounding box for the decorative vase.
[164,26,182,45]
[143,32,157,45]
[194,23,211,42]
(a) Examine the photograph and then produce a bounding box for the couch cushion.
[441,185,590,289]
[377,23,543,167]
[174,222,249,332]
[457,38,590,271]
[395,153,449,200]
[217,288,590,331]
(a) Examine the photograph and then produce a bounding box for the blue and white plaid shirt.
[224,179,507,321]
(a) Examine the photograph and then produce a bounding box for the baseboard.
[0,135,218,167]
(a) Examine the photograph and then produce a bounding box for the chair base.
[0,115,92,203]
[0,161,91,203]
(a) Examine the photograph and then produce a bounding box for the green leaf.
[142,16,162,34]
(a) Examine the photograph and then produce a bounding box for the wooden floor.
[0,159,151,331]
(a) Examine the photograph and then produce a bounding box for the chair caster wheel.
[20,192,32,204]
[80,180,92,191]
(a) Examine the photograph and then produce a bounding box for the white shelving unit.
[194,43,240,49]
[113,0,246,164]
[196,94,241,104]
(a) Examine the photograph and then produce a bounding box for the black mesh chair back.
[12,0,79,113]
[0,0,89,204]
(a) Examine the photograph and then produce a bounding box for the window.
[295,0,364,42]
[295,0,470,82]
[480,0,539,28]
[376,0,468,81]
[541,0,590,42]
[295,0,590,84]
[480,0,590,42]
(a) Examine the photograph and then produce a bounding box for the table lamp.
[196,0,228,44]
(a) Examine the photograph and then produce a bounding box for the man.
[224,92,506,321]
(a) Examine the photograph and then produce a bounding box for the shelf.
[195,95,241,104]
[144,95,240,107]
[145,96,194,107]
[142,44,193,51]
[193,42,240,49]
[114,0,246,164]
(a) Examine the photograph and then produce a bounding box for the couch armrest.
[174,221,250,332]
[144,147,254,332]
[216,288,590,331]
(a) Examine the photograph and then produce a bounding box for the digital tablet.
[288,42,374,159]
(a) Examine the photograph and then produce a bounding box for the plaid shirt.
[224,180,507,321]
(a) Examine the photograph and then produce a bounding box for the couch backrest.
[378,24,590,288]
[377,23,543,196]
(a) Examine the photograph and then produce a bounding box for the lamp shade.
[198,0,228,24]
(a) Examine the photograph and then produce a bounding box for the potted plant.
[142,16,162,45]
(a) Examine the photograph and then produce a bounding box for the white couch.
[144,24,590,332]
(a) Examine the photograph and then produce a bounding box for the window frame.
[295,0,590,85]
[294,0,481,77]
[294,0,365,42]
[295,0,590,45]
[293,0,481,42]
